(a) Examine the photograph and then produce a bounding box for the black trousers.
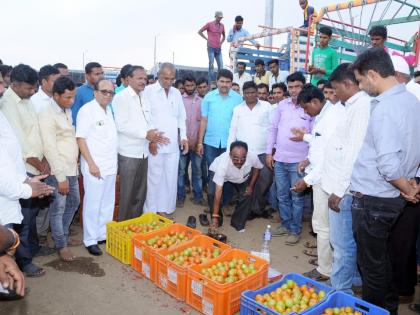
[351,194,406,315]
[208,173,253,231]
[390,201,420,296]
[250,154,273,215]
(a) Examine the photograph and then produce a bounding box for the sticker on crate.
[168,268,177,284]
[191,280,203,297]
[203,299,214,315]
[143,263,150,279]
[134,247,142,261]
[159,274,168,289]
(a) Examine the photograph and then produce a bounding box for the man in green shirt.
[309,27,338,85]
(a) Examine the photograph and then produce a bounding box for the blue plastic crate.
[240,272,332,315]
[304,291,389,315]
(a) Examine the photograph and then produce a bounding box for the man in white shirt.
[233,62,252,95]
[143,63,188,216]
[268,59,289,90]
[391,55,420,101]
[76,79,118,256]
[227,81,273,218]
[291,84,344,282]
[31,65,60,113]
[209,141,263,232]
[113,66,169,221]
[321,63,371,293]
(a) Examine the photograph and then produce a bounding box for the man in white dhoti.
[143,63,188,215]
[76,79,118,256]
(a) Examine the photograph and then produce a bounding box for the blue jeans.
[47,176,80,249]
[274,161,304,235]
[207,47,223,82]
[329,194,362,294]
[178,150,203,202]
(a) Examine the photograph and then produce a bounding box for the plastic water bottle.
[261,224,271,254]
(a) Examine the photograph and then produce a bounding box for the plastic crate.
[105,213,172,264]
[131,223,201,282]
[240,272,332,315]
[187,249,269,315]
[304,291,389,315]
[155,235,231,302]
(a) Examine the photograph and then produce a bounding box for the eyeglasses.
[98,89,115,96]
[231,157,246,163]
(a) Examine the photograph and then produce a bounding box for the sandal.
[303,249,318,257]
[58,248,76,262]
[308,258,318,266]
[304,240,317,248]
[23,263,46,278]
[303,268,329,282]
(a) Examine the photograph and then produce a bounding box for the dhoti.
[144,152,179,214]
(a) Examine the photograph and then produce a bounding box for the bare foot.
[67,238,82,247]
[58,247,76,262]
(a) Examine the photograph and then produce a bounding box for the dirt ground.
[1,198,418,315]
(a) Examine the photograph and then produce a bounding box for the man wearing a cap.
[391,55,420,101]
[198,11,226,82]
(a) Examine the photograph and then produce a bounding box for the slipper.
[304,240,317,249]
[308,258,318,266]
[23,263,46,278]
[303,268,329,282]
[303,249,318,257]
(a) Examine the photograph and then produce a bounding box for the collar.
[127,85,140,97]
[373,83,405,103]
[7,87,23,104]
[38,87,51,100]
[183,92,199,100]
[214,88,233,97]
[51,99,70,114]
[345,90,367,107]
[92,99,109,114]
[256,71,266,78]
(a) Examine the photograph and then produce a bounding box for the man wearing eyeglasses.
[76,79,117,256]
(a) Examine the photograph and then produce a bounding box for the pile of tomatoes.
[254,280,327,314]
[120,220,164,235]
[321,307,362,315]
[140,231,191,250]
[199,258,257,284]
[166,246,221,267]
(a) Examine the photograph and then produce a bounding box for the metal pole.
[264,0,274,50]
[153,35,157,66]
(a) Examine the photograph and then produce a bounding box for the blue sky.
[2,0,418,71]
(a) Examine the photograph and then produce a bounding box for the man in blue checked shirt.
[227,16,260,49]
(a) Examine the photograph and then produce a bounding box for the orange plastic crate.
[131,223,201,282]
[186,249,269,315]
[155,235,231,302]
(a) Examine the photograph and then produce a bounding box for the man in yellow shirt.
[253,59,271,86]
[38,76,80,262]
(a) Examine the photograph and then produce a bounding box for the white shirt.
[233,72,253,95]
[227,100,272,155]
[112,86,151,158]
[269,71,289,90]
[322,91,371,197]
[406,80,420,101]
[143,82,186,154]
[210,151,263,186]
[304,102,344,185]
[76,99,118,176]
[31,88,51,113]
[0,112,32,225]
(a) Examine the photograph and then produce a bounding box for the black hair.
[147,74,155,80]
[323,81,333,89]
[235,15,243,22]
[257,83,269,92]
[38,65,60,84]
[10,64,38,85]
[254,59,265,66]
[272,82,287,93]
[217,69,233,81]
[182,74,196,84]
[243,81,257,91]
[0,65,13,77]
[116,74,122,87]
[85,62,102,74]
[120,64,133,78]
[286,71,306,84]
[268,59,279,66]
[319,26,333,37]
[297,84,325,105]
[352,47,394,78]
[237,62,246,68]
[232,82,240,87]
[52,76,75,95]
[197,77,208,86]
[369,25,387,39]
[329,63,358,84]
[53,63,68,70]
[174,79,183,88]
[230,140,248,153]
[127,65,145,77]
[413,71,420,78]
[316,79,328,88]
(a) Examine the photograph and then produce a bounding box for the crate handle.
[212,243,221,248]
[158,218,166,223]
[247,257,257,263]
[354,302,370,313]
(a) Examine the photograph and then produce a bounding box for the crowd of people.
[0,4,420,315]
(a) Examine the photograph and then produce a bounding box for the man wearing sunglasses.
[76,79,117,256]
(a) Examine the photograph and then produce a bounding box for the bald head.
[158,62,176,91]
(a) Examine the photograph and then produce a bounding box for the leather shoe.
[186,216,196,229]
[86,245,103,256]
[98,240,106,244]
[199,213,209,226]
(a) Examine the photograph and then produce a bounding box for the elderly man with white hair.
[391,55,420,100]
[143,63,188,216]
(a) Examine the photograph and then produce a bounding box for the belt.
[350,191,364,198]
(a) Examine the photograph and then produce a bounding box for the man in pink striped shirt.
[198,11,225,82]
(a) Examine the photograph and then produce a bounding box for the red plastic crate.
[187,249,269,315]
[131,223,201,282]
[155,235,231,301]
